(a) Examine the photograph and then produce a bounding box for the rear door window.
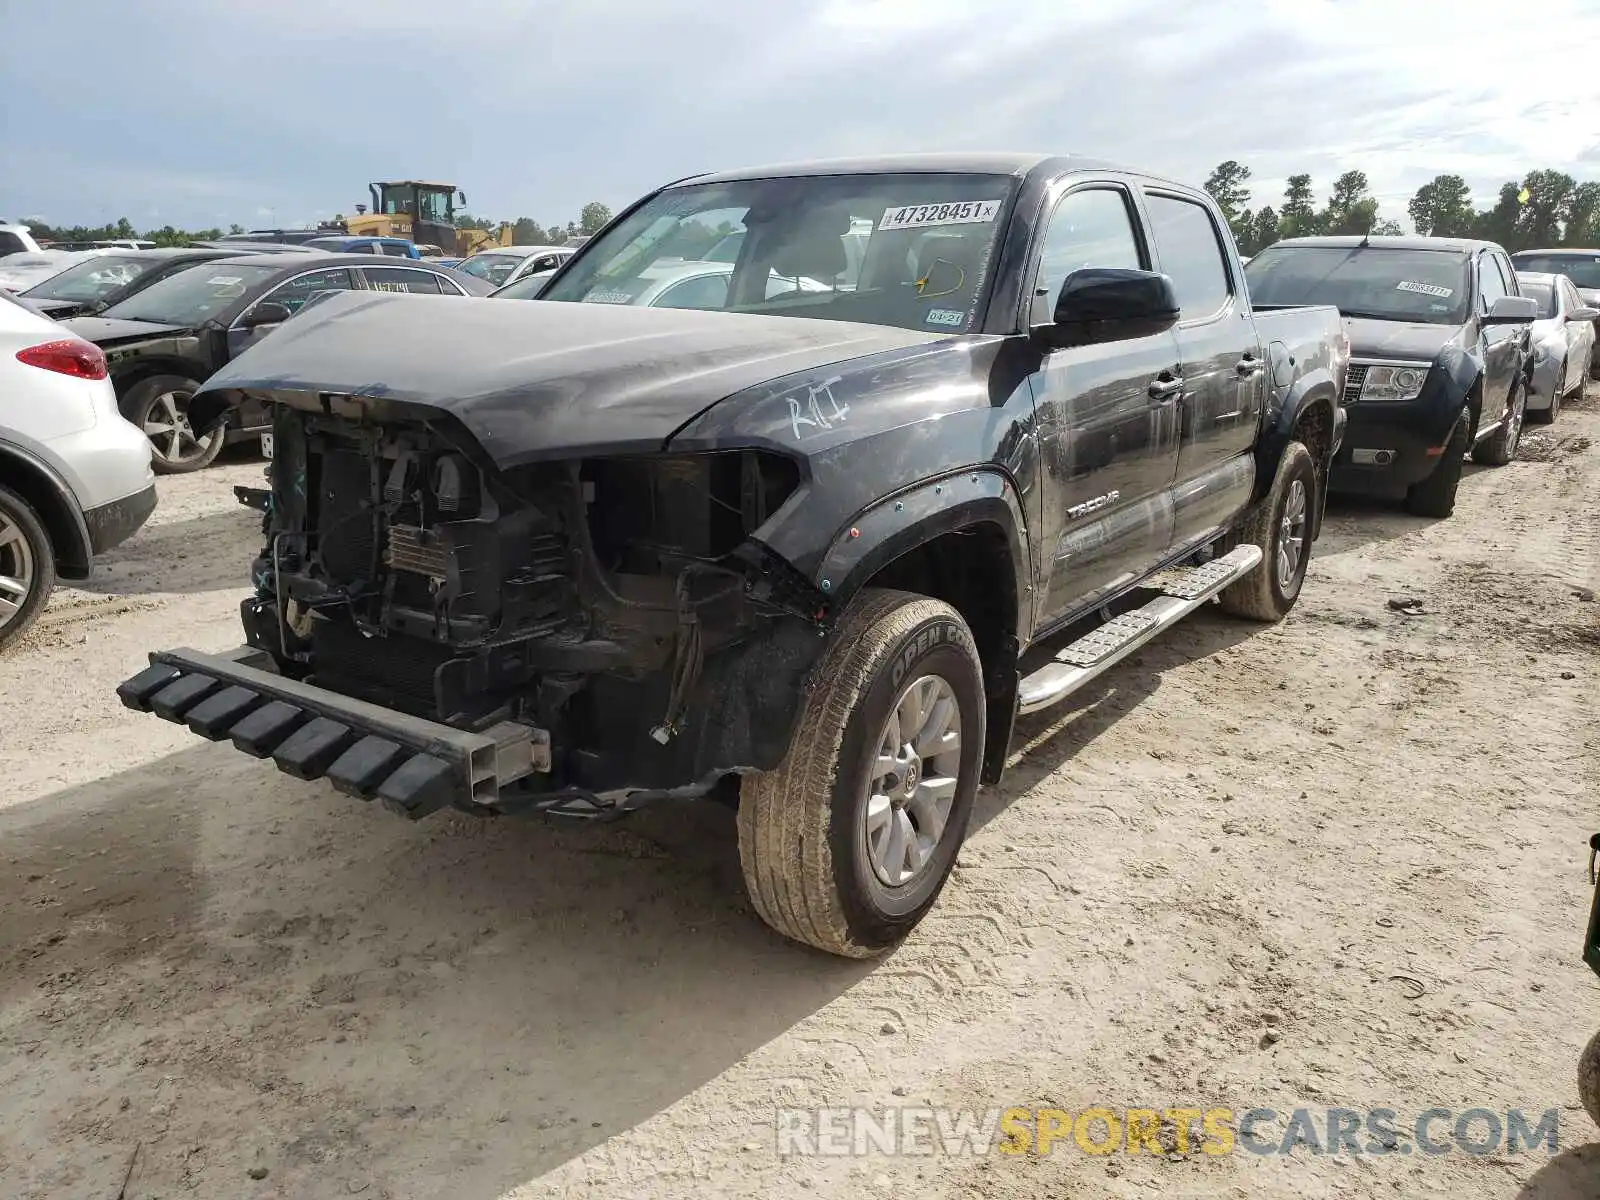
[1144,194,1232,321]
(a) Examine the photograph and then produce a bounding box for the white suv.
[0,291,156,649]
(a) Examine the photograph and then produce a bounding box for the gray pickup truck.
[118,153,1346,958]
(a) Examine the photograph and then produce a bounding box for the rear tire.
[1218,441,1316,623]
[0,485,56,653]
[737,589,985,957]
[124,374,223,474]
[1404,409,1469,519]
[1471,376,1526,466]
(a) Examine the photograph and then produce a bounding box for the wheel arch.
[1258,374,1339,539]
[0,439,92,579]
[111,360,207,415]
[813,467,1032,784]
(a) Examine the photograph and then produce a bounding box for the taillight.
[16,338,108,380]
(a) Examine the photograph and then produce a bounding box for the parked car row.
[23,252,491,471]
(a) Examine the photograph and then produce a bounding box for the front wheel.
[1581,1029,1600,1129]
[1218,441,1316,622]
[737,589,985,957]
[1471,377,1526,466]
[1405,409,1469,519]
[125,374,223,474]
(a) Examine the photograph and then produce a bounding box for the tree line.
[14,200,620,250]
[1205,161,1600,257]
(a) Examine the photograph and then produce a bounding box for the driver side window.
[251,268,356,319]
[1477,254,1509,313]
[1033,188,1144,324]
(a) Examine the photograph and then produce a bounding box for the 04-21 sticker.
[880,200,1001,231]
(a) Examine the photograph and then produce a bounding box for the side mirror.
[239,301,292,329]
[1570,306,1600,324]
[1033,268,1180,348]
[1484,295,1538,325]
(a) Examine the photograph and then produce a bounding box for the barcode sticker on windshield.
[583,289,632,304]
[1396,280,1452,298]
[880,200,1001,231]
[207,275,243,285]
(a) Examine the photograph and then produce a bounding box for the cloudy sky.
[4,0,1598,233]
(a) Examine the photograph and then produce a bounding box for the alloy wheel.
[863,674,963,887]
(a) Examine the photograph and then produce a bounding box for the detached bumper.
[117,645,548,817]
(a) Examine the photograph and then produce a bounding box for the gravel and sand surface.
[3,390,1598,1199]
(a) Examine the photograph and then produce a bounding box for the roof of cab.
[677,152,1128,187]
[1269,235,1492,255]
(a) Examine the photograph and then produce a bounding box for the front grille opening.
[1344,363,1369,405]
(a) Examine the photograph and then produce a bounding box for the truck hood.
[190,291,946,466]
[1344,316,1464,362]
[60,315,197,347]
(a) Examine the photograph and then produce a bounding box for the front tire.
[1529,361,1564,424]
[1471,376,1526,466]
[0,484,56,652]
[1405,409,1469,519]
[1581,1029,1600,1129]
[737,589,985,957]
[1218,441,1316,622]
[124,374,223,474]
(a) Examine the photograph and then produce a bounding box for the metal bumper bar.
[116,645,548,818]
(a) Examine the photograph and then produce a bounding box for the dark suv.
[1246,236,1538,518]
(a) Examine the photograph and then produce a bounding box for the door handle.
[1148,374,1184,402]
[1236,354,1262,377]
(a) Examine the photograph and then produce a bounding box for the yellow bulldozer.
[338,181,513,257]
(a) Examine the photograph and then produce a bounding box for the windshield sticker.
[207,275,244,286]
[582,289,633,304]
[880,200,1001,231]
[925,307,965,327]
[1396,280,1452,298]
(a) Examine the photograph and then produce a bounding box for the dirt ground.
[2,389,1598,1200]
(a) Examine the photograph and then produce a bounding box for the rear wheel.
[1404,409,1469,518]
[737,589,984,957]
[0,485,56,652]
[1471,376,1526,466]
[1218,441,1316,622]
[125,374,223,474]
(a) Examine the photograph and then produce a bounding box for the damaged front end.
[120,394,830,819]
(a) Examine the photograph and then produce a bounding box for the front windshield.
[458,253,523,285]
[23,255,152,302]
[1245,246,1471,325]
[542,172,1016,333]
[1517,280,1556,319]
[492,270,555,300]
[1514,254,1600,290]
[103,262,279,324]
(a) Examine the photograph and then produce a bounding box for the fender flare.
[810,465,1032,786]
[1257,371,1340,537]
[0,438,93,579]
[812,465,1033,635]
